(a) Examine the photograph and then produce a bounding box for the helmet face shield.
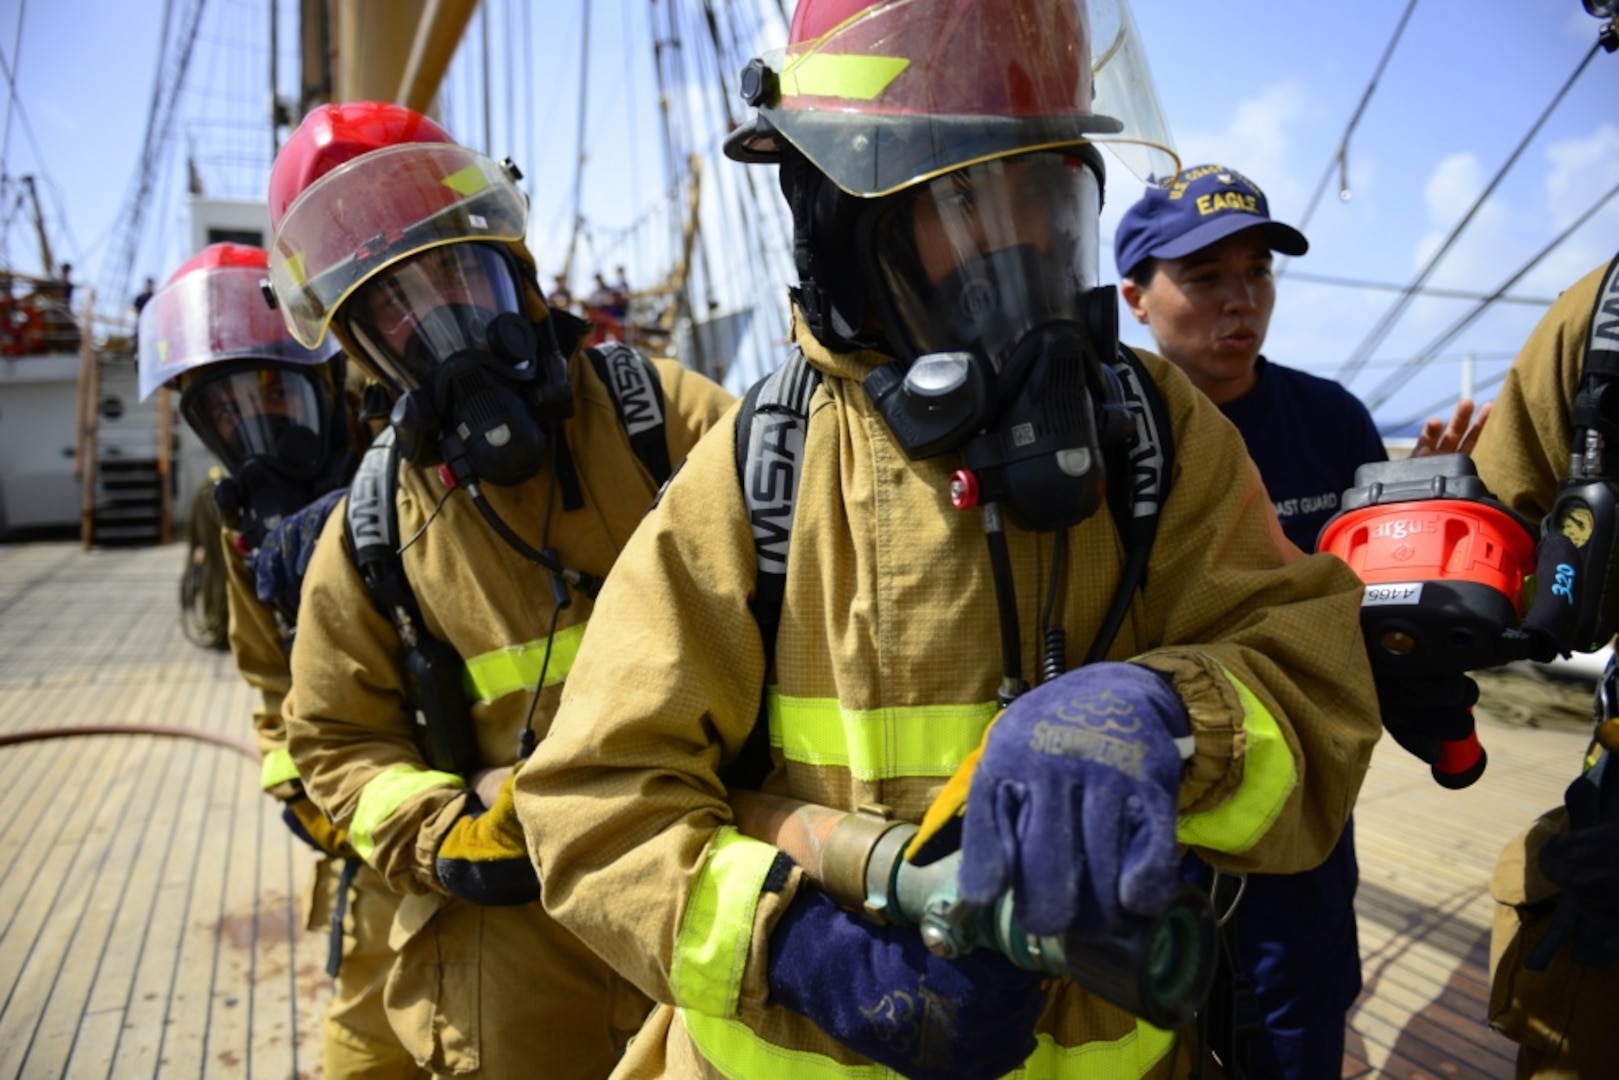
[268,143,528,349]
[342,242,526,393]
[868,152,1102,370]
[737,0,1178,196]
[137,265,337,401]
[178,364,336,478]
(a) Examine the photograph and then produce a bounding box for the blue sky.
[4,0,1617,424]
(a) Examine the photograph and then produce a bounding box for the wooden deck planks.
[0,541,329,1079]
[1346,711,1592,1079]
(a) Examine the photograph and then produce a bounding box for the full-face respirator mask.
[859,150,1132,532]
[179,362,351,550]
[343,243,572,489]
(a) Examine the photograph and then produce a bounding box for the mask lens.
[871,153,1101,367]
[181,367,329,473]
[346,244,523,390]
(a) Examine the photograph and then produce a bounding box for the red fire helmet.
[725,0,1178,196]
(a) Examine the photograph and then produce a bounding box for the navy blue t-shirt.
[1218,357,1386,553]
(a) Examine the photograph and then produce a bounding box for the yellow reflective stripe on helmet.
[769,690,997,781]
[781,52,910,102]
[259,747,300,791]
[441,162,491,196]
[682,1011,1175,1078]
[461,622,588,704]
[1175,666,1297,854]
[669,827,779,1016]
[283,249,307,287]
[350,764,463,863]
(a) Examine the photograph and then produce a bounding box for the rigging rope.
[99,0,207,324]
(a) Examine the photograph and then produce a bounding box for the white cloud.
[1422,153,1487,222]
[1536,123,1619,289]
[1173,81,1310,206]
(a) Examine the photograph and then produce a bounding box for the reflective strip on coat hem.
[462,621,589,704]
[669,828,778,1017]
[682,1010,1176,1078]
[768,690,998,780]
[350,764,463,862]
[1175,665,1296,854]
[260,747,300,791]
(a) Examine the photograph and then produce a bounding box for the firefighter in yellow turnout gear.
[1474,260,1619,1077]
[514,1,1382,1076]
[137,243,421,1078]
[267,103,732,1077]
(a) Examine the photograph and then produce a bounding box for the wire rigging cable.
[1283,0,1420,248]
[1333,38,1608,388]
[0,0,27,195]
[100,0,208,322]
[1283,270,1554,307]
[561,0,592,281]
[1363,175,1619,413]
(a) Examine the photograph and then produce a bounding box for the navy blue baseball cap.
[1114,164,1308,281]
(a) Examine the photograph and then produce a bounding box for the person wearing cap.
[1472,258,1619,1077]
[1116,164,1486,1078]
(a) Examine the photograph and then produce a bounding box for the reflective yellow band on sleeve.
[668,827,780,1017]
[682,1011,1175,1078]
[1175,666,1297,855]
[462,621,588,704]
[350,764,464,863]
[781,52,909,102]
[770,690,997,781]
[259,747,300,791]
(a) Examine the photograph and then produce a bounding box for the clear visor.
[178,365,333,476]
[268,143,528,348]
[137,265,336,401]
[871,152,1102,365]
[342,242,525,392]
[752,0,1177,196]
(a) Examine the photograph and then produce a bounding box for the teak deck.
[0,540,1597,1078]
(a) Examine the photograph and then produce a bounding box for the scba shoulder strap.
[587,342,672,485]
[1552,253,1619,654]
[723,343,1175,788]
[342,345,674,775]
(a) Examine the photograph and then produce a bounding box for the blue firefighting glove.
[767,888,1048,1080]
[252,488,344,622]
[943,662,1191,939]
[434,774,540,906]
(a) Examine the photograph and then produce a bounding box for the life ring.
[0,297,46,356]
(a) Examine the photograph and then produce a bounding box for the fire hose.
[727,788,1217,1030]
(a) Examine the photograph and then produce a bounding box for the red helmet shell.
[783,0,1087,120]
[268,102,454,231]
[165,241,269,286]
